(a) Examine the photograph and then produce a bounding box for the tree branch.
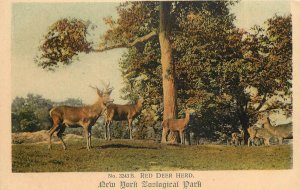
[250,107,282,117]
[255,93,267,111]
[92,31,157,53]
[92,43,127,53]
[129,31,157,46]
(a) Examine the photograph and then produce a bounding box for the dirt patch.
[12,131,83,144]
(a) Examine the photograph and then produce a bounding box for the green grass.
[12,139,292,172]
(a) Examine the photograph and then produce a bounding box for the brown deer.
[104,97,144,140]
[48,84,113,150]
[247,126,273,146]
[258,114,292,144]
[231,128,245,146]
[162,109,192,144]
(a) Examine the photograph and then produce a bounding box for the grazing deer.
[258,114,292,144]
[162,109,192,144]
[48,84,113,150]
[104,97,144,140]
[247,126,272,146]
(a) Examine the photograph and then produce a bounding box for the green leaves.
[35,18,93,70]
[33,2,292,139]
[11,94,84,132]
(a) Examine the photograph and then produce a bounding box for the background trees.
[12,94,52,132]
[30,2,292,143]
[12,94,84,133]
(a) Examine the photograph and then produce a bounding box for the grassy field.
[12,139,292,172]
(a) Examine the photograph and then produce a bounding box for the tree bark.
[238,108,250,145]
[159,2,177,143]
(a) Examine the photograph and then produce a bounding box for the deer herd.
[48,82,293,150]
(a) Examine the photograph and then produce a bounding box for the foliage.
[106,2,292,140]
[104,1,242,139]
[12,107,40,132]
[35,18,93,70]
[11,94,86,132]
[34,2,292,141]
[55,98,84,106]
[175,14,292,138]
[12,94,52,132]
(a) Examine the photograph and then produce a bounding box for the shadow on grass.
[93,143,159,150]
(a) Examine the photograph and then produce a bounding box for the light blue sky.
[12,1,291,104]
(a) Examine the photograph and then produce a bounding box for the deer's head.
[90,82,114,107]
[257,113,269,125]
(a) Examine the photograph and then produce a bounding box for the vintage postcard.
[0,0,300,189]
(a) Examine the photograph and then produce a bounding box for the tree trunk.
[238,109,250,145]
[159,2,177,143]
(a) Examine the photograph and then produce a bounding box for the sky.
[12,0,291,105]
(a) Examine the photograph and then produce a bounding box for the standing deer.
[48,84,113,150]
[104,97,144,140]
[247,126,273,146]
[231,128,245,146]
[258,114,292,144]
[162,109,192,144]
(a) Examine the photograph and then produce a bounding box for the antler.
[101,81,114,95]
[89,84,103,96]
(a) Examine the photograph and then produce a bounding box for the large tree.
[115,1,241,141]
[35,2,292,143]
[114,5,292,142]
[36,1,193,142]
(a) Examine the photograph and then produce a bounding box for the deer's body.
[162,110,190,144]
[48,86,112,150]
[259,115,292,144]
[105,98,144,140]
[247,126,272,146]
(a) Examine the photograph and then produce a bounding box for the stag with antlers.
[104,97,144,140]
[48,83,113,150]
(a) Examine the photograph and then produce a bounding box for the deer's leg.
[57,125,67,150]
[104,121,108,140]
[48,119,60,150]
[161,120,169,143]
[161,128,166,143]
[179,130,183,144]
[265,138,270,146]
[165,128,169,143]
[278,137,283,145]
[108,121,112,141]
[88,125,92,149]
[104,120,111,141]
[128,119,133,140]
[247,137,251,146]
[83,127,90,150]
[48,127,56,150]
[235,138,238,146]
[161,127,167,143]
